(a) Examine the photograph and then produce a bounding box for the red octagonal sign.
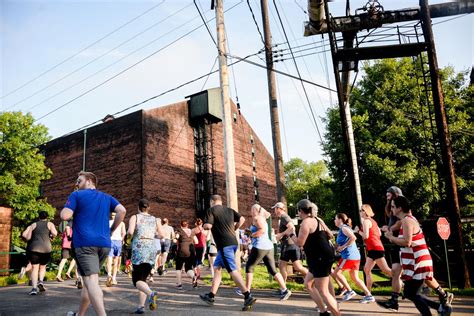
[437,217,450,240]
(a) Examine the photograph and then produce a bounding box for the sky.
[1,0,472,163]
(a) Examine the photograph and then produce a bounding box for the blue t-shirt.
[336,225,360,260]
[64,189,120,248]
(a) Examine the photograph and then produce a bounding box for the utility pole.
[215,0,238,210]
[260,0,286,205]
[420,0,470,289]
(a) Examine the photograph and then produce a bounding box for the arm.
[110,204,126,234]
[235,215,245,231]
[291,220,309,247]
[203,223,212,230]
[22,223,35,241]
[276,220,295,241]
[120,222,126,240]
[127,215,137,239]
[386,218,414,247]
[251,216,267,238]
[390,220,402,232]
[358,218,371,240]
[60,207,74,221]
[155,219,165,239]
[48,222,58,238]
[337,226,357,252]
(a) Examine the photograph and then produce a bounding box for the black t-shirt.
[279,213,296,248]
[204,205,241,249]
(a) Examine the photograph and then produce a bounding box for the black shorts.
[388,245,401,265]
[27,251,51,265]
[308,258,334,278]
[280,247,302,262]
[367,250,385,260]
[132,263,152,287]
[195,248,205,266]
[61,248,72,259]
[176,255,194,272]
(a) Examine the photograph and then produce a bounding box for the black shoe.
[192,276,198,288]
[376,298,399,311]
[28,288,38,295]
[157,266,163,276]
[199,293,215,306]
[37,282,46,292]
[242,295,257,311]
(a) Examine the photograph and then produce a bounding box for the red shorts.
[337,258,360,271]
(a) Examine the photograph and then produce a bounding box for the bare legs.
[78,274,106,316]
[364,257,392,291]
[305,272,340,316]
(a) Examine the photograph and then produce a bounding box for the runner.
[192,218,208,284]
[243,204,291,301]
[106,212,126,287]
[22,211,57,295]
[61,171,126,316]
[332,213,374,304]
[206,232,218,279]
[56,220,76,282]
[198,194,256,311]
[288,199,340,316]
[127,198,164,314]
[158,218,174,275]
[175,220,197,290]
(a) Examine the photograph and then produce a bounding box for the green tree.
[0,112,55,247]
[284,158,336,223]
[323,58,473,230]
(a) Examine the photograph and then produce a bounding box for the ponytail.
[336,213,352,228]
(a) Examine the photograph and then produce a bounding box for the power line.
[246,0,265,45]
[1,0,165,100]
[26,10,208,114]
[272,0,323,142]
[194,0,217,46]
[4,2,194,111]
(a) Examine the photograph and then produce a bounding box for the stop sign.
[437,217,451,240]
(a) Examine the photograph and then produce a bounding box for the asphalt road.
[0,268,472,315]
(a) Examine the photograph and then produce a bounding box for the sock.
[186,270,195,279]
[243,291,250,299]
[208,292,215,298]
[391,292,400,302]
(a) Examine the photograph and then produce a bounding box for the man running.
[199,195,256,311]
[61,171,126,316]
[106,212,126,286]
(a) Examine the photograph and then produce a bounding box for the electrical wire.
[194,0,217,45]
[1,1,165,100]
[272,0,323,142]
[4,2,194,111]
[246,0,266,45]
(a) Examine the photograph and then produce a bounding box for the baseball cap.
[271,202,285,210]
[387,186,403,196]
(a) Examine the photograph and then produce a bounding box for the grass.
[0,271,57,287]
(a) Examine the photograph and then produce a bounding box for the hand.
[353,226,359,233]
[336,246,344,252]
[381,225,388,232]
[384,230,393,239]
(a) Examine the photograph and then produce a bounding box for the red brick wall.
[0,207,13,276]
[42,100,278,229]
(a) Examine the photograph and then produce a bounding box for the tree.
[0,112,55,247]
[323,57,473,234]
[284,158,336,223]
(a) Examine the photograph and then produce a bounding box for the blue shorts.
[161,239,171,253]
[108,240,122,257]
[214,245,238,273]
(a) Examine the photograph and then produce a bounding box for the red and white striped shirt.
[398,215,433,281]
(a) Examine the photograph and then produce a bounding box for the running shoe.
[18,267,26,280]
[235,288,243,296]
[148,291,158,310]
[342,290,356,301]
[66,312,77,316]
[360,295,375,304]
[112,278,118,285]
[176,284,183,291]
[157,266,163,276]
[242,294,257,311]
[337,290,348,298]
[192,276,198,288]
[444,292,454,305]
[439,304,453,316]
[199,293,215,305]
[76,277,83,289]
[28,288,38,295]
[106,276,113,287]
[273,288,283,296]
[376,298,399,311]
[56,276,64,282]
[133,306,145,314]
[37,282,46,292]
[279,289,292,301]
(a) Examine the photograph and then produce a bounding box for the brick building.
[41,97,278,227]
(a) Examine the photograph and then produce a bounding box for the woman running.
[333,213,374,304]
[175,220,197,289]
[244,204,291,300]
[381,196,453,315]
[192,218,208,284]
[356,204,391,291]
[288,199,340,316]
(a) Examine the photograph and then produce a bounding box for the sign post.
[437,217,451,289]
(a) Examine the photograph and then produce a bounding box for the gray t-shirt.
[279,213,296,248]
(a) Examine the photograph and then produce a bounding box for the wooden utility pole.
[260,0,286,205]
[215,0,238,210]
[420,0,470,288]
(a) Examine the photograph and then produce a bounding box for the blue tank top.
[250,225,273,250]
[336,224,360,260]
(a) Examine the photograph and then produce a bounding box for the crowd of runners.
[19,171,454,316]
